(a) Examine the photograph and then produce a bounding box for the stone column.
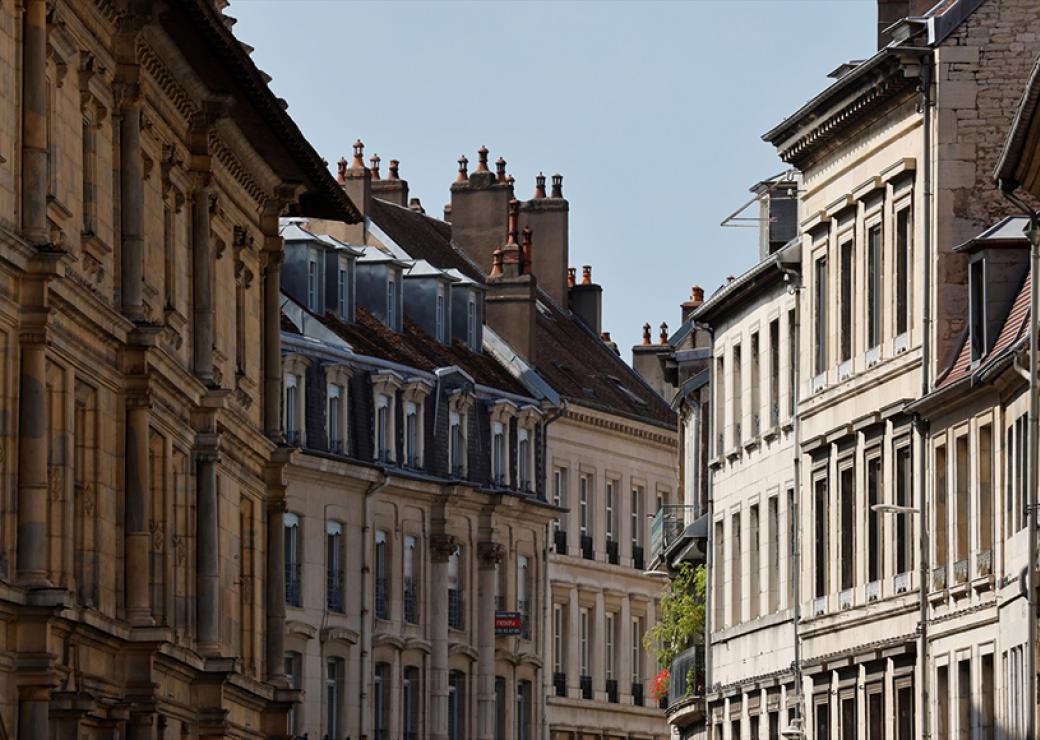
[125,397,153,624]
[476,541,502,740]
[593,590,606,698]
[430,534,456,740]
[262,247,284,440]
[619,596,632,701]
[192,181,214,384]
[567,587,579,695]
[17,686,50,739]
[196,435,220,653]
[125,712,155,740]
[20,0,48,245]
[265,487,287,683]
[119,96,145,320]
[15,322,49,586]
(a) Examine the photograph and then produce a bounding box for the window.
[374,662,390,738]
[787,488,796,608]
[749,504,760,619]
[436,291,445,342]
[867,454,882,585]
[839,463,855,593]
[495,676,506,740]
[284,373,300,446]
[553,468,567,536]
[750,332,760,435]
[326,657,343,738]
[449,411,466,476]
[467,297,477,348]
[731,512,741,625]
[403,666,419,739]
[404,401,420,467]
[867,221,882,350]
[895,206,912,337]
[517,554,531,639]
[937,664,949,740]
[768,496,779,613]
[517,427,531,490]
[815,696,831,740]
[769,318,780,427]
[82,111,99,236]
[163,201,176,310]
[448,546,463,630]
[969,259,985,361]
[516,680,531,740]
[307,257,318,311]
[374,529,389,620]
[895,443,913,575]
[840,692,857,740]
[867,685,884,740]
[579,474,591,536]
[631,616,643,685]
[376,393,391,462]
[814,254,828,375]
[326,521,344,612]
[979,424,993,561]
[284,513,301,607]
[981,653,994,739]
[285,651,302,733]
[492,422,505,484]
[896,678,914,740]
[957,658,970,740]
[387,278,397,329]
[714,520,725,625]
[814,474,829,599]
[732,344,742,445]
[553,603,564,673]
[839,236,854,364]
[605,611,616,681]
[935,443,948,581]
[337,266,349,320]
[579,607,590,678]
[448,670,465,740]
[605,480,617,543]
[404,535,419,624]
[955,434,969,576]
[631,485,643,562]
[327,383,344,452]
[787,309,797,416]
[716,354,726,454]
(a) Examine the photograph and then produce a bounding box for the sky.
[232,0,877,357]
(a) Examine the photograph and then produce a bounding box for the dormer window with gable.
[402,379,432,469]
[283,354,311,447]
[325,364,353,454]
[371,371,403,463]
[337,263,352,321]
[448,390,474,478]
[489,400,518,486]
[307,256,319,312]
[467,297,477,347]
[516,406,541,493]
[969,258,985,363]
[387,278,397,329]
[436,289,446,343]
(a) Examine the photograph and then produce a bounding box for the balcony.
[977,549,992,577]
[606,678,618,704]
[580,675,592,700]
[632,545,644,570]
[554,529,567,556]
[607,539,620,565]
[932,565,947,592]
[650,505,699,564]
[553,672,567,697]
[448,588,463,630]
[953,558,968,586]
[580,534,594,560]
[668,644,705,708]
[403,578,419,624]
[374,576,389,620]
[326,571,344,612]
[632,682,644,707]
[285,563,301,607]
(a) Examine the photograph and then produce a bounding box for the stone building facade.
[0,0,357,737]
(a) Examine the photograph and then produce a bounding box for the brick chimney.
[681,285,704,323]
[877,0,934,48]
[631,320,672,399]
[450,146,514,271]
[569,264,602,335]
[519,172,569,306]
[485,199,538,362]
[372,157,409,207]
[338,139,370,243]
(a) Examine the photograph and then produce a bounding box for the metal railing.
[327,571,344,612]
[632,682,644,706]
[285,563,301,607]
[553,672,566,697]
[374,576,389,620]
[650,505,699,563]
[580,534,593,560]
[977,548,992,577]
[771,403,780,428]
[607,539,619,565]
[554,529,567,556]
[448,588,463,630]
[632,545,644,570]
[668,645,705,707]
[579,675,592,700]
[403,578,419,624]
[606,679,618,704]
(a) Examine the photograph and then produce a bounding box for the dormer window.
[307,257,318,311]
[448,390,474,478]
[517,428,531,491]
[436,291,446,343]
[969,258,985,362]
[387,279,397,330]
[325,364,352,454]
[337,266,349,321]
[404,402,420,467]
[371,372,403,463]
[376,395,391,462]
[283,353,311,447]
[467,298,477,347]
[492,422,506,484]
[285,374,300,444]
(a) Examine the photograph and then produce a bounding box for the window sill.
[865,345,881,367]
[894,332,909,354]
[837,359,853,382]
[762,425,779,441]
[709,456,724,469]
[742,436,760,452]
[726,447,743,462]
[971,574,994,592]
[812,373,827,395]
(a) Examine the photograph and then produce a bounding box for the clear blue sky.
[232,0,876,357]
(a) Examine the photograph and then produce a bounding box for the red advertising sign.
[495,611,522,635]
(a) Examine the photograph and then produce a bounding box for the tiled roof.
[369,197,674,426]
[936,268,1030,388]
[320,306,529,396]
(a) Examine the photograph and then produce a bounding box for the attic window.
[969,259,985,362]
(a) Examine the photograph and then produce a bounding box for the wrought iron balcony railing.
[326,572,344,612]
[579,675,592,700]
[553,672,566,697]
[650,505,699,563]
[632,545,644,571]
[403,578,419,624]
[448,588,463,630]
[285,563,301,607]
[580,534,593,561]
[554,529,567,556]
[668,644,705,707]
[632,682,644,706]
[607,539,620,565]
[606,679,618,704]
[374,576,389,620]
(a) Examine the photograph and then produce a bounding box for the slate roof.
[367,197,675,427]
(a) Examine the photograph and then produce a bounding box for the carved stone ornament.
[477,541,503,568]
[48,465,64,501]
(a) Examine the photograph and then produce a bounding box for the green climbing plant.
[643,562,706,668]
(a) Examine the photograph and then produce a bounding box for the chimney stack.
[372,156,410,207]
[450,147,515,273]
[631,319,673,399]
[876,0,935,48]
[659,322,669,345]
[485,200,538,363]
[496,157,507,183]
[338,139,371,243]
[569,263,602,335]
[520,171,569,306]
[681,284,705,323]
[601,331,619,356]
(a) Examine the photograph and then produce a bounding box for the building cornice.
[562,404,677,448]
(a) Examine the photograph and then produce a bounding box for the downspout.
[539,399,566,740]
[1000,185,1040,740]
[359,471,390,740]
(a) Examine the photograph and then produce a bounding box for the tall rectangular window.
[895,444,913,575]
[716,355,726,454]
[895,206,912,337]
[163,202,176,310]
[750,332,760,435]
[516,680,531,740]
[768,496,779,613]
[896,680,914,740]
[518,428,531,490]
[731,512,742,625]
[732,344,743,445]
[449,670,465,740]
[387,278,396,329]
[606,480,617,543]
[374,529,388,620]
[970,259,985,361]
[284,513,301,607]
[979,425,993,558]
[957,659,970,740]
[937,664,950,740]
[840,693,857,740]
[405,402,420,467]
[374,663,389,737]
[935,444,948,578]
[839,464,855,592]
[327,383,343,452]
[955,435,969,572]
[553,603,564,673]
[467,298,477,347]
[517,555,531,640]
[307,258,318,311]
[605,612,616,681]
[769,318,780,427]
[450,411,465,475]
[867,454,882,584]
[82,113,99,235]
[749,504,760,619]
[787,488,796,607]
[338,266,348,320]
[867,222,882,349]
[714,520,725,625]
[788,309,797,415]
[448,547,463,630]
[867,686,884,740]
[630,486,642,554]
[436,292,445,342]
[579,474,590,536]
[631,616,643,685]
[839,237,854,363]
[814,255,828,375]
[285,652,302,734]
[981,653,994,740]
[492,422,505,483]
[579,608,590,677]
[402,666,419,739]
[815,699,830,740]
[326,521,343,612]
[376,394,390,461]
[814,475,829,599]
[284,374,300,444]
[403,535,419,624]
[326,657,343,738]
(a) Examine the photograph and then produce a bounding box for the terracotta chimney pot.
[369,154,381,180]
[388,159,400,180]
[456,155,469,183]
[659,322,669,345]
[476,145,490,172]
[350,139,365,169]
[691,284,704,303]
[551,173,564,199]
[534,172,547,199]
[506,174,515,187]
[726,275,735,284]
[521,226,533,275]
[489,247,504,278]
[496,157,507,183]
[601,331,611,342]
[567,267,576,288]
[581,265,592,285]
[408,197,425,214]
[336,156,348,183]
[642,322,652,345]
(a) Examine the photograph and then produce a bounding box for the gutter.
[358,471,390,739]
[539,399,566,740]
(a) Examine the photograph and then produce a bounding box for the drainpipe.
[359,471,390,740]
[539,399,566,740]
[1000,185,1040,740]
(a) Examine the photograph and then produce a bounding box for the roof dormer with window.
[401,379,433,469]
[447,388,475,479]
[404,261,459,345]
[515,405,542,494]
[371,370,403,463]
[282,353,312,447]
[489,399,518,487]
[356,246,409,331]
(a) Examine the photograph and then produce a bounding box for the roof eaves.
[996,53,1040,188]
[692,255,781,325]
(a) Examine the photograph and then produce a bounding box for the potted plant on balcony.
[644,563,706,705]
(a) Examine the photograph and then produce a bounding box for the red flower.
[649,668,670,702]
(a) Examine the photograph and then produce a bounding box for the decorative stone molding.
[431,533,458,562]
[477,541,503,568]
